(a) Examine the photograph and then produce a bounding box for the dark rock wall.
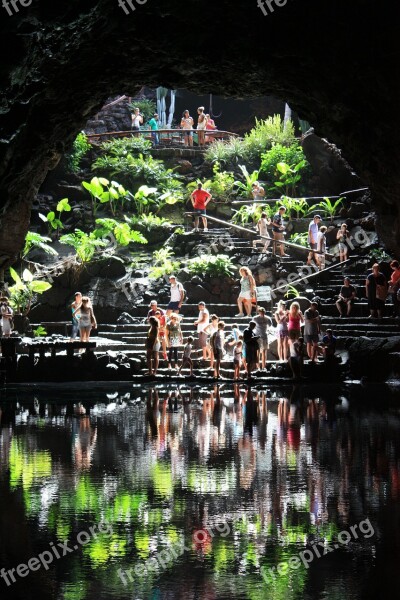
[0,0,398,268]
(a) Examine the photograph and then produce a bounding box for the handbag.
[251,289,257,305]
[376,284,387,301]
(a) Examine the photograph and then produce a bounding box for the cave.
[0,0,398,269]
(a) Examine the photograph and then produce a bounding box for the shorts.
[214,348,223,360]
[277,327,288,339]
[153,342,161,352]
[234,359,241,366]
[198,331,208,348]
[167,301,181,310]
[288,329,300,341]
[305,334,319,344]
[183,130,193,137]
[71,320,79,339]
[239,290,252,300]
[309,243,317,251]
[194,208,206,216]
[258,338,268,351]
[338,242,347,253]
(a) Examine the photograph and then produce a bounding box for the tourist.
[147,299,164,320]
[253,212,272,253]
[252,181,265,202]
[166,313,182,371]
[0,297,13,338]
[366,263,388,319]
[166,275,185,316]
[272,206,287,257]
[178,336,194,376]
[307,215,322,266]
[213,321,225,378]
[194,301,210,361]
[206,314,219,370]
[146,315,160,376]
[226,322,241,355]
[243,320,260,378]
[78,296,97,343]
[191,182,212,232]
[321,328,337,363]
[70,291,82,341]
[236,266,257,317]
[388,260,400,316]
[304,301,321,363]
[196,106,207,147]
[253,306,272,370]
[233,340,243,380]
[336,223,350,263]
[274,300,289,362]
[288,336,305,380]
[287,301,304,345]
[317,225,327,270]
[180,109,194,147]
[336,277,356,317]
[148,113,159,146]
[131,107,143,132]
[205,114,217,143]
[154,309,167,360]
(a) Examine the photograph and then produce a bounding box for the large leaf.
[9,267,21,285]
[57,198,71,212]
[47,211,55,222]
[22,269,33,282]
[30,281,52,293]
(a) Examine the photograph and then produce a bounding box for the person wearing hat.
[307,215,322,266]
[303,301,321,363]
[146,300,164,321]
[166,275,185,317]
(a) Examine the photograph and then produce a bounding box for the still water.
[0,383,399,600]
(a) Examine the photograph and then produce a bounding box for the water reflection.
[0,384,399,599]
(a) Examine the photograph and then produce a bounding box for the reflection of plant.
[33,326,47,337]
[313,197,344,222]
[22,232,58,260]
[289,232,309,247]
[148,248,181,279]
[234,165,261,198]
[67,132,91,173]
[232,203,271,226]
[60,230,107,264]
[94,218,148,247]
[186,254,236,277]
[8,267,52,315]
[39,198,72,237]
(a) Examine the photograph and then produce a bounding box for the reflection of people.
[73,416,97,470]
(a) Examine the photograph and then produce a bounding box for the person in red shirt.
[191,183,212,232]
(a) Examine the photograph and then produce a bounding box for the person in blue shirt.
[148,113,159,146]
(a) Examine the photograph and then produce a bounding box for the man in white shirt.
[194,301,210,360]
[166,275,184,317]
[307,215,322,266]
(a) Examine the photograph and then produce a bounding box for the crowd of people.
[131,106,218,148]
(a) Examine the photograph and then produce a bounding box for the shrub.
[232,203,272,226]
[186,254,236,277]
[100,136,152,157]
[234,165,261,198]
[94,218,148,246]
[128,99,157,123]
[67,132,91,173]
[8,268,52,315]
[204,138,248,165]
[129,213,172,231]
[243,115,296,160]
[148,247,180,279]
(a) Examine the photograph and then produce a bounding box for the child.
[233,340,243,380]
[178,336,194,376]
[166,313,182,370]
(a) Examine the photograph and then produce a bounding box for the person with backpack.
[166,275,185,317]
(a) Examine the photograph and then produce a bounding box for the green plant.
[59,230,107,264]
[186,254,236,277]
[148,247,180,279]
[289,232,309,247]
[243,115,296,160]
[100,136,152,158]
[33,326,47,337]
[94,218,147,246]
[82,177,128,219]
[67,132,91,173]
[368,248,391,262]
[8,267,52,315]
[128,98,157,122]
[129,213,172,231]
[22,232,58,260]
[204,137,248,165]
[259,143,311,196]
[313,197,344,222]
[232,203,271,226]
[278,196,314,220]
[274,160,308,197]
[234,165,261,198]
[39,198,72,237]
[209,162,235,199]
[284,285,300,299]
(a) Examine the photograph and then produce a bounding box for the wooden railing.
[86,129,239,145]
